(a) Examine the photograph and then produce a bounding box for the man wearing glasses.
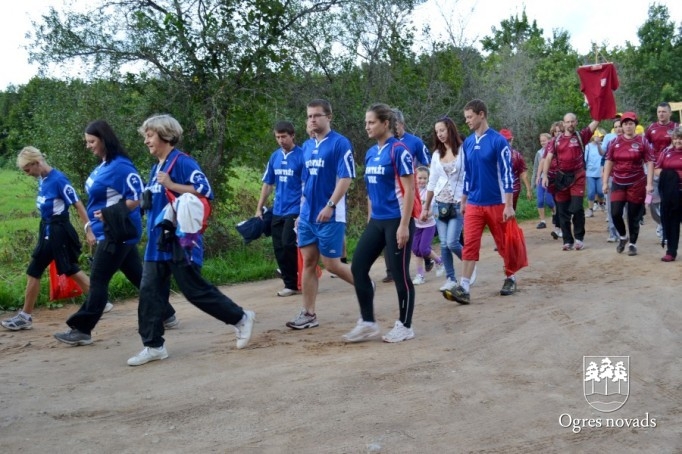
[286,99,356,330]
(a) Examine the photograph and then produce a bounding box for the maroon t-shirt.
[577,63,619,121]
[544,127,594,173]
[655,146,682,190]
[605,135,654,185]
[511,148,527,193]
[645,121,679,161]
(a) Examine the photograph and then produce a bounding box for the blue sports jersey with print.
[144,149,213,264]
[399,132,431,167]
[262,145,305,217]
[365,137,414,220]
[462,129,514,206]
[36,169,80,219]
[300,130,355,223]
[85,156,144,243]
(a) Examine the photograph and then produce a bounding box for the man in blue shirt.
[256,121,305,297]
[446,99,521,304]
[286,99,356,330]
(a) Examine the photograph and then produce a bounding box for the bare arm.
[602,160,613,194]
[256,183,274,218]
[397,174,414,249]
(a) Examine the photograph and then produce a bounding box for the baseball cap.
[499,128,513,140]
[620,111,638,125]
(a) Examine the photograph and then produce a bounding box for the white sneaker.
[435,263,445,277]
[103,301,113,313]
[586,209,594,218]
[127,346,169,366]
[592,202,599,212]
[412,274,426,285]
[276,288,299,297]
[469,265,478,286]
[342,319,380,343]
[382,321,415,343]
[235,310,256,349]
[438,278,457,292]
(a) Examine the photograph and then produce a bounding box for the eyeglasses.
[307,113,328,120]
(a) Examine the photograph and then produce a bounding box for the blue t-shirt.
[144,149,213,264]
[262,146,305,217]
[601,132,618,166]
[300,130,355,223]
[36,168,80,220]
[462,129,514,206]
[365,137,414,220]
[398,132,431,167]
[85,156,144,243]
[584,142,603,178]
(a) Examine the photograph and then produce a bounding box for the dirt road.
[0,214,679,453]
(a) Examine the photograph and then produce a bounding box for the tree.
[612,360,628,395]
[617,4,682,121]
[599,357,615,394]
[28,0,349,186]
[477,10,585,157]
[584,360,600,395]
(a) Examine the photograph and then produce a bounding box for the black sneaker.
[627,244,637,256]
[425,258,435,272]
[536,221,547,229]
[443,285,470,304]
[500,278,517,296]
[616,239,627,254]
[382,275,393,283]
[53,328,93,346]
[550,231,559,240]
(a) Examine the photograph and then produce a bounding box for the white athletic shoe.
[127,346,169,366]
[342,319,380,343]
[382,321,415,343]
[438,278,457,292]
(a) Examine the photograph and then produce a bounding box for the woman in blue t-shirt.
[343,103,416,344]
[54,120,176,346]
[2,147,91,332]
[126,114,255,367]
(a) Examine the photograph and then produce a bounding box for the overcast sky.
[1,0,680,90]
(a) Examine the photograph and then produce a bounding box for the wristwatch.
[326,200,336,208]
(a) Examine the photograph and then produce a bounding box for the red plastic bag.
[48,260,83,301]
[297,248,323,291]
[504,219,529,275]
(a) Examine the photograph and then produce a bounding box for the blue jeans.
[586,176,604,202]
[436,208,463,281]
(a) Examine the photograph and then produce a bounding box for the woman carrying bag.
[422,117,476,293]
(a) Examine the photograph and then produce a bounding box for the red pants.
[462,204,513,277]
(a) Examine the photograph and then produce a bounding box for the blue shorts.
[297,218,345,258]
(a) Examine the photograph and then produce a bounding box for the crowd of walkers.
[3,98,679,366]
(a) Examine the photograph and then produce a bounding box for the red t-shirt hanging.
[577,63,619,121]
